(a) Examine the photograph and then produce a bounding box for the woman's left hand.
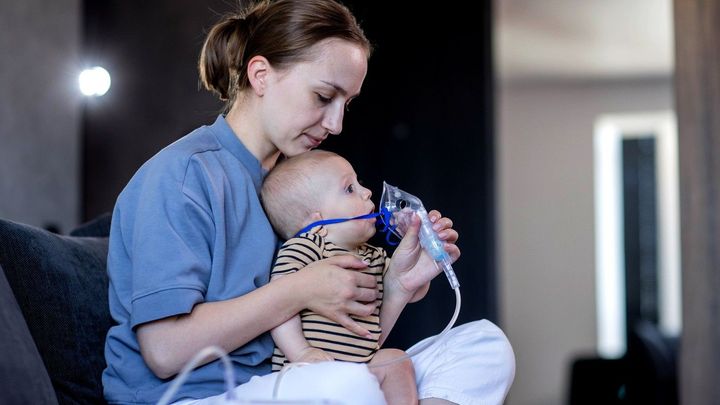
[385,210,460,301]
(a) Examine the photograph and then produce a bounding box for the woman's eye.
[317,94,332,104]
[346,184,354,194]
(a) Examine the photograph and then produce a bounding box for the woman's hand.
[290,255,379,338]
[385,210,460,302]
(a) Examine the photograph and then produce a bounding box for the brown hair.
[261,150,340,239]
[199,0,371,109]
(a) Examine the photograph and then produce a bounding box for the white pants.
[174,320,515,405]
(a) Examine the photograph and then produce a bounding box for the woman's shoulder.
[120,123,236,195]
[152,124,223,167]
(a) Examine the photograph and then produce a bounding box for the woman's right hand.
[291,254,379,338]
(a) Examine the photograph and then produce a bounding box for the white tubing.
[157,346,237,405]
[366,285,461,369]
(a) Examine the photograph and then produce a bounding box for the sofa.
[0,214,113,404]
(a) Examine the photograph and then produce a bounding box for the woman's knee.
[462,320,516,387]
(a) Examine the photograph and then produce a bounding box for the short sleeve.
[123,163,215,328]
[270,234,324,278]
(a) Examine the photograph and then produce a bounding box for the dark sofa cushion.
[0,218,112,405]
[69,213,112,238]
[0,264,59,404]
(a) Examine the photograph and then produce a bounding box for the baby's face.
[313,156,376,248]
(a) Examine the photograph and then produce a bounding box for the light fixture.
[79,66,111,97]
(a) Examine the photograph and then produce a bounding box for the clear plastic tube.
[366,282,461,369]
[157,346,237,405]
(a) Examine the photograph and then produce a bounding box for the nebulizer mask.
[158,182,462,404]
[357,182,462,369]
[379,182,460,289]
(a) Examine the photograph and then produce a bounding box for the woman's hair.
[199,0,371,109]
[261,150,339,239]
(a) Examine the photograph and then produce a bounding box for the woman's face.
[260,39,368,157]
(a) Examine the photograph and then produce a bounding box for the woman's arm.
[378,211,459,345]
[138,255,377,378]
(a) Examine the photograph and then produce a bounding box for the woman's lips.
[302,133,324,148]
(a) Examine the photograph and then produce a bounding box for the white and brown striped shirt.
[271,233,388,371]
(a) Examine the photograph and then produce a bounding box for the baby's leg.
[368,348,419,405]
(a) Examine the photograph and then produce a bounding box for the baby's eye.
[345,184,354,194]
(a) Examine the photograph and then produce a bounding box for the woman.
[102,1,514,404]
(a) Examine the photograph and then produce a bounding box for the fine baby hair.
[260,150,339,240]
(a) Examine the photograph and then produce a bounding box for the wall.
[498,78,673,404]
[0,0,81,232]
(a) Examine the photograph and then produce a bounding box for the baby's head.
[261,150,376,247]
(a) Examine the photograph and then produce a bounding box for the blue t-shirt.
[103,115,277,404]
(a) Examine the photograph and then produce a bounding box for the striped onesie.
[270,232,388,371]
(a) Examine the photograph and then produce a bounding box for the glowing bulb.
[79,66,111,96]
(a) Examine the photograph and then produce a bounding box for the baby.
[261,150,418,404]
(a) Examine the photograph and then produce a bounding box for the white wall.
[0,0,81,232]
[498,78,673,405]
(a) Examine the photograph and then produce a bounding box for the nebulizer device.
[362,182,462,369]
[157,182,462,404]
[379,182,460,289]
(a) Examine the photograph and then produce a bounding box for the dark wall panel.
[82,0,227,220]
[337,1,497,348]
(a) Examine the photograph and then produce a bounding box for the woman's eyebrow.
[321,80,361,99]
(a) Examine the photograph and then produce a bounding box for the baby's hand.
[296,347,335,364]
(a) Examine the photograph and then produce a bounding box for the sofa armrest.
[0,264,59,404]
[0,218,111,404]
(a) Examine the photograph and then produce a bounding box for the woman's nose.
[322,103,344,135]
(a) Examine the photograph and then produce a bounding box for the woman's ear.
[246,55,270,97]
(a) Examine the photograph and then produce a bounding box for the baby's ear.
[306,211,323,224]
[302,212,327,236]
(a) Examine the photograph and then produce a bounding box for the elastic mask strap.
[293,207,401,246]
[294,212,380,237]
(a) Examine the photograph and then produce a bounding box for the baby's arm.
[379,210,460,345]
[378,265,406,345]
[271,308,334,363]
[377,280,428,346]
[375,253,410,346]
[270,235,335,363]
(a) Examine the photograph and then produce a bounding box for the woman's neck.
[225,102,281,170]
